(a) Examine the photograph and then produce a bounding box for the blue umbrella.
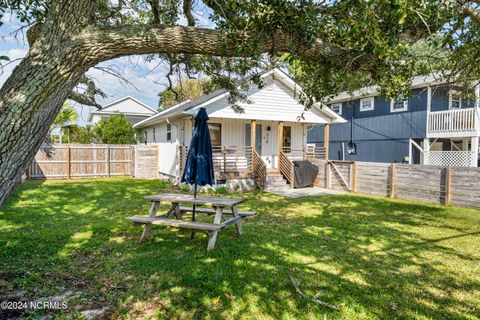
[181,108,215,238]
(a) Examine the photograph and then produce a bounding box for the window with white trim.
[390,96,408,112]
[360,97,374,111]
[449,90,462,109]
[166,123,172,141]
[330,103,342,115]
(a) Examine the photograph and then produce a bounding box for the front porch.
[178,144,326,188]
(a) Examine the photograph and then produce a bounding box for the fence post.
[67,146,71,179]
[106,145,111,177]
[445,166,452,206]
[389,163,396,198]
[325,161,331,189]
[351,162,357,193]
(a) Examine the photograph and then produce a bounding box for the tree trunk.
[0,4,95,207]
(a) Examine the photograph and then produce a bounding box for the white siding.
[202,77,331,124]
[102,97,155,115]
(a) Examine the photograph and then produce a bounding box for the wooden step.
[127,216,224,231]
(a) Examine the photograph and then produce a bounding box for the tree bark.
[0,0,370,208]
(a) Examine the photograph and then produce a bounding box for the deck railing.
[428,108,479,134]
[179,145,253,179]
[278,150,295,189]
[251,149,267,188]
[282,146,326,160]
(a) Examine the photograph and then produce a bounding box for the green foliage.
[94,113,136,144]
[0,1,47,26]
[51,103,78,144]
[158,78,218,109]
[1,178,480,318]
[66,125,96,144]
[4,0,480,104]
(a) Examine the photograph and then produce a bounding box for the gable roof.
[134,68,345,128]
[88,96,157,122]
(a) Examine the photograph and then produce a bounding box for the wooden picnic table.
[127,193,256,251]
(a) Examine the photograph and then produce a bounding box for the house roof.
[326,73,449,104]
[134,68,345,129]
[88,96,157,122]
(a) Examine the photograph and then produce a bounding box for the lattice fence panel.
[424,151,475,167]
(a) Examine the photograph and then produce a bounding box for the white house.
[133,68,345,188]
[88,96,157,125]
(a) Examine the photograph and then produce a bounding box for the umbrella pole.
[191,183,197,239]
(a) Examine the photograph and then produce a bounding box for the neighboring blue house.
[308,75,480,167]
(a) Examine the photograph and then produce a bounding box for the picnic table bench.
[127,193,256,251]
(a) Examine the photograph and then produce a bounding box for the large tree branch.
[461,6,480,24]
[84,25,372,71]
[68,91,102,109]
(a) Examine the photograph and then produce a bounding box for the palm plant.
[51,103,78,144]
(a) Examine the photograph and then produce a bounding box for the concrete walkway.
[266,186,346,198]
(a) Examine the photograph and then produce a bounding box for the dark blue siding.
[309,111,426,140]
[431,84,476,111]
[336,88,428,121]
[311,83,476,164]
[431,85,449,111]
[310,104,427,163]
[315,139,411,162]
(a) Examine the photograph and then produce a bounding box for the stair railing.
[252,149,267,188]
[278,150,295,189]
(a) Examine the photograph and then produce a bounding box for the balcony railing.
[428,108,480,134]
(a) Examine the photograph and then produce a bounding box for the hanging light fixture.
[348,102,357,155]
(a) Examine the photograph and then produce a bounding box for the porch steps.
[265,172,291,190]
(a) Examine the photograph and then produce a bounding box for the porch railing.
[252,149,267,188]
[179,145,253,179]
[282,146,326,160]
[278,150,295,189]
[428,108,479,134]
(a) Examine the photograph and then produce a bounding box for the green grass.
[1,178,480,319]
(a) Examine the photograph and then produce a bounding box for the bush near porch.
[1,178,479,319]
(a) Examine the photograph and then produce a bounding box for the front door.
[282,126,292,152]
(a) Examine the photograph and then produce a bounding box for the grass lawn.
[1,178,480,319]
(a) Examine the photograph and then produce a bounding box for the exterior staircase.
[265,169,291,191]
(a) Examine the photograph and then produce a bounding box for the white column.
[426,86,432,136]
[423,138,430,165]
[472,136,479,167]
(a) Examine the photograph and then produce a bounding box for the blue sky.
[0,7,213,126]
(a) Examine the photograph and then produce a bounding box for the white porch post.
[426,86,432,134]
[472,136,479,167]
[423,138,430,165]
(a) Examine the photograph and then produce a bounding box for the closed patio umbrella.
[181,108,215,238]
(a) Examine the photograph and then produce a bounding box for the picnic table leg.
[141,201,160,241]
[173,203,182,220]
[207,206,224,251]
[231,205,243,236]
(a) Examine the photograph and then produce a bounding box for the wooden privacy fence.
[311,159,480,209]
[27,144,135,179]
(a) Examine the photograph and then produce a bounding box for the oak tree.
[0,0,479,207]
